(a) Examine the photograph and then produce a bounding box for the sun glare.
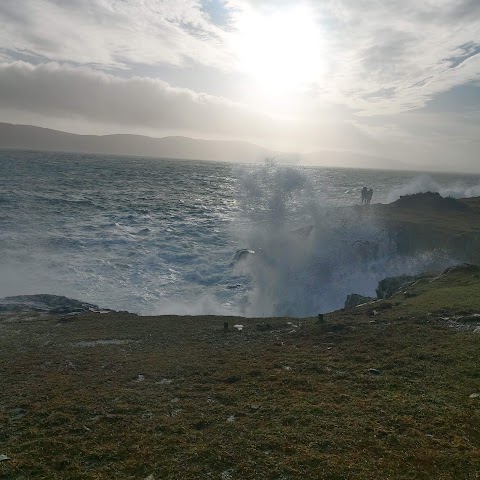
[232,5,325,95]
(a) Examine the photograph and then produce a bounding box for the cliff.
[371,192,480,262]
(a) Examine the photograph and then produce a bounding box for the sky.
[0,0,480,171]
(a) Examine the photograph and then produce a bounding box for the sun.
[231,5,325,94]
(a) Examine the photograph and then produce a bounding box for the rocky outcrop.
[0,294,106,314]
[344,294,376,309]
[392,192,470,212]
[376,275,416,299]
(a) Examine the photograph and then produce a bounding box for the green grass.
[1,267,480,479]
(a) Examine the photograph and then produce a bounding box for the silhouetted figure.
[367,188,373,205]
[361,186,367,205]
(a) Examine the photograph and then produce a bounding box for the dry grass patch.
[1,269,480,478]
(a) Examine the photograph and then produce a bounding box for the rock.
[155,378,173,385]
[0,294,107,315]
[11,408,27,420]
[0,454,10,462]
[442,263,480,275]
[393,192,470,212]
[350,239,380,260]
[344,294,375,309]
[368,368,382,376]
[376,275,416,299]
[230,249,255,266]
[233,324,243,331]
[469,393,480,399]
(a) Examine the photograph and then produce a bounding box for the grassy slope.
[1,267,480,479]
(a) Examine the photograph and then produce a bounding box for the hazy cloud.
[1,0,480,116]
[229,0,480,115]
[0,61,263,134]
[0,60,376,153]
[0,0,231,69]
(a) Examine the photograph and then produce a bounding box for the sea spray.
[0,151,471,316]
[388,174,480,202]
[233,164,456,316]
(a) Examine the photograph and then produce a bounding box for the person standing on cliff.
[367,188,373,205]
[361,186,368,205]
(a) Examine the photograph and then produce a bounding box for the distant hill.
[0,122,400,169]
[0,123,269,163]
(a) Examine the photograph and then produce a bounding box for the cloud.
[2,0,480,117]
[0,61,260,133]
[0,60,379,154]
[0,0,232,69]
[229,0,480,115]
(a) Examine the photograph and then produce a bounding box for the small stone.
[155,378,173,385]
[368,368,382,376]
[233,324,243,331]
[136,374,145,382]
[226,415,235,423]
[0,454,10,462]
[469,393,480,399]
[11,408,27,420]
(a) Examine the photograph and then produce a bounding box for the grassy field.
[1,266,480,479]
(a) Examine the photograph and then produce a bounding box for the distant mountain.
[0,122,402,170]
[0,123,270,163]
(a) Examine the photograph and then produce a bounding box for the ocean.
[1,149,480,317]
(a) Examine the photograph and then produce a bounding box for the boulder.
[376,275,415,299]
[344,293,375,309]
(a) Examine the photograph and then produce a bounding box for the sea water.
[1,149,479,316]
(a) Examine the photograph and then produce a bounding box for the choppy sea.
[1,149,479,316]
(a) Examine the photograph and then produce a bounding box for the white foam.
[387,174,480,202]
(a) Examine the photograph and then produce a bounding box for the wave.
[1,152,473,317]
[387,174,480,202]
[232,166,456,317]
